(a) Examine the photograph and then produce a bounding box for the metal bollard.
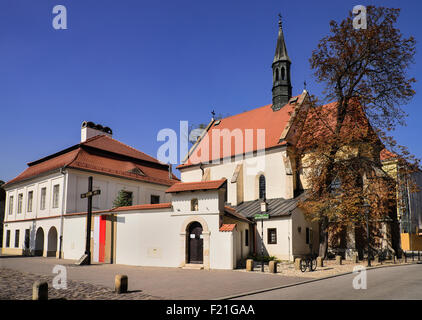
[418,251,420,261]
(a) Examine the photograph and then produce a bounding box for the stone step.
[183,264,204,270]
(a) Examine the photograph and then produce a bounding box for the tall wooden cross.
[79,176,101,265]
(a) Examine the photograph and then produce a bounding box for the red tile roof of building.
[380,149,398,161]
[165,179,227,193]
[5,135,179,187]
[111,203,172,212]
[177,93,307,169]
[219,224,236,232]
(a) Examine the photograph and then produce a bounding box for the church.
[3,18,376,269]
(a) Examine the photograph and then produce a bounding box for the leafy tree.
[113,190,133,208]
[296,6,418,258]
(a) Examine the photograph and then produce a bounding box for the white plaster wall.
[62,215,87,260]
[4,172,65,223]
[65,169,171,214]
[291,208,319,257]
[179,147,293,204]
[2,218,61,255]
[256,216,293,261]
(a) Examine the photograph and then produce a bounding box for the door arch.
[47,227,58,257]
[187,222,203,264]
[35,227,44,256]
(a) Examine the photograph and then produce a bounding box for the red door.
[99,215,106,262]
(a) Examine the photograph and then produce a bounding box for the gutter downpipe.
[59,167,67,259]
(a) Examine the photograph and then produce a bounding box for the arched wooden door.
[188,222,203,264]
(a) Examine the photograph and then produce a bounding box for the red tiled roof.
[166,179,227,193]
[380,149,398,161]
[5,135,179,187]
[219,224,236,232]
[177,93,307,169]
[111,203,172,212]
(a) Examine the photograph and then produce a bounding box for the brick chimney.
[81,121,112,142]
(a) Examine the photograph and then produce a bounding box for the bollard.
[115,275,128,294]
[352,253,359,263]
[335,255,342,265]
[404,251,407,263]
[246,259,254,272]
[294,258,301,270]
[393,255,397,264]
[33,281,48,300]
[412,251,414,262]
[374,255,379,264]
[418,251,420,261]
[268,260,277,273]
[317,257,324,267]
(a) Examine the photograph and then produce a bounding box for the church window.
[275,68,279,81]
[191,198,199,211]
[259,175,266,199]
[281,67,285,80]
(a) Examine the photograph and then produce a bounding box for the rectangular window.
[40,187,46,210]
[268,228,277,245]
[52,184,60,208]
[150,195,160,204]
[245,229,249,247]
[24,229,30,249]
[14,230,20,248]
[8,196,14,215]
[17,193,23,214]
[6,230,10,247]
[27,191,33,212]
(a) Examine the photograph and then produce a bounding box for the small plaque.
[190,234,195,239]
[200,235,204,239]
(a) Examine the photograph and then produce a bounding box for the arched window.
[259,175,266,199]
[275,68,279,81]
[281,67,285,80]
[191,198,199,211]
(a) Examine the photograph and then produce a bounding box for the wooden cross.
[79,176,101,265]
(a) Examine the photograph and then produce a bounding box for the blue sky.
[0,0,421,182]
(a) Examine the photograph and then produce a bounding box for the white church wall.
[63,215,87,260]
[179,146,293,204]
[256,216,292,261]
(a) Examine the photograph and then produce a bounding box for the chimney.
[81,121,113,143]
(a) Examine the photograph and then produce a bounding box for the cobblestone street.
[0,267,162,300]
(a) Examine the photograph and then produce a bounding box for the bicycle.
[300,254,317,272]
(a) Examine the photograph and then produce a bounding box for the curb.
[215,261,420,300]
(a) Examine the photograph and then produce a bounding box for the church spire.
[272,14,292,111]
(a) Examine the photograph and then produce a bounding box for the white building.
[2,19,319,269]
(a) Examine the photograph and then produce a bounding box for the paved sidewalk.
[0,256,308,300]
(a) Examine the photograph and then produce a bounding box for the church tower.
[272,15,292,111]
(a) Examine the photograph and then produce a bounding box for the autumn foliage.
[296,6,418,258]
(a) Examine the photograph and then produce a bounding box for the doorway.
[188,222,203,264]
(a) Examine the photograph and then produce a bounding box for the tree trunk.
[319,216,329,259]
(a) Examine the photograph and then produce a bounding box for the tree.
[296,6,418,258]
[113,190,133,208]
